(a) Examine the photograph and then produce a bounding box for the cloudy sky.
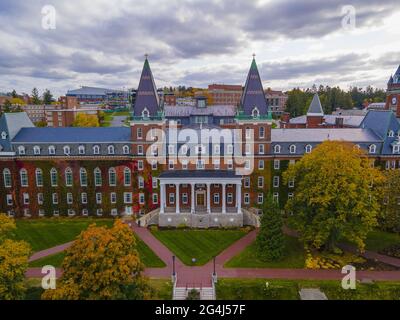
[0,0,400,97]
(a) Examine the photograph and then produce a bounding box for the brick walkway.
[28,242,73,262]
[25,223,400,285]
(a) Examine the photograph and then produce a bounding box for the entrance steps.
[172,287,216,300]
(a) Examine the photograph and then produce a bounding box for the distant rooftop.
[67,86,125,96]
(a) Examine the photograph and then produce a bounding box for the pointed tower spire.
[240,55,268,116]
[133,55,160,117]
[307,93,324,116]
[388,75,394,85]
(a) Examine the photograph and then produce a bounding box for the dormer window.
[305,144,312,153]
[388,130,394,137]
[274,144,281,154]
[108,145,115,155]
[1,131,7,140]
[18,146,25,155]
[48,146,56,155]
[123,145,129,155]
[393,145,400,154]
[142,108,150,118]
[33,146,41,155]
[63,146,71,155]
[252,107,260,118]
[369,144,376,154]
[93,145,100,154]
[289,145,296,154]
[78,145,85,155]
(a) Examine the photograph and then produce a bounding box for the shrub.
[186,289,200,300]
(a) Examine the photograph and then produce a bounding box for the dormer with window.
[93,145,100,155]
[18,146,25,155]
[305,144,312,154]
[63,146,71,155]
[142,108,150,119]
[1,131,7,140]
[369,144,376,154]
[108,145,115,155]
[33,146,41,155]
[123,145,130,155]
[48,145,56,155]
[78,145,85,155]
[289,145,296,154]
[251,107,260,118]
[274,144,281,154]
[388,130,394,137]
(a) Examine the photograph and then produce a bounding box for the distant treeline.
[285,85,386,117]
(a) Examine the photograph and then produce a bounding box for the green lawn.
[29,236,165,268]
[15,218,114,252]
[225,235,305,268]
[364,230,400,252]
[216,279,400,300]
[150,229,248,266]
[20,218,165,268]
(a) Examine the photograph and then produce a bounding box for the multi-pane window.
[152,177,158,189]
[227,159,233,170]
[108,145,115,154]
[196,159,205,170]
[259,144,265,154]
[96,193,102,204]
[139,193,145,204]
[138,176,144,189]
[213,193,220,204]
[35,169,43,187]
[48,146,56,155]
[214,159,220,170]
[168,160,174,170]
[23,193,29,204]
[227,193,233,204]
[94,168,102,186]
[81,193,88,204]
[244,193,250,205]
[123,145,130,155]
[274,145,281,154]
[6,194,13,206]
[124,192,132,204]
[93,145,100,154]
[288,178,295,188]
[18,146,25,155]
[65,168,73,187]
[169,193,175,204]
[63,146,71,155]
[37,193,44,205]
[137,128,142,139]
[110,192,117,204]
[151,160,158,170]
[137,160,144,170]
[289,145,296,154]
[33,146,41,155]
[274,160,280,170]
[258,160,264,170]
[273,176,280,188]
[3,169,11,188]
[273,192,279,203]
[258,176,264,188]
[80,168,87,187]
[305,144,312,153]
[124,167,131,186]
[259,127,265,139]
[152,193,158,204]
[257,193,263,204]
[67,193,73,204]
[137,145,144,155]
[369,144,376,154]
[52,193,58,204]
[109,168,116,186]
[50,168,58,186]
[20,169,28,187]
[78,145,85,155]
[244,177,250,188]
[182,193,188,204]
[288,192,294,200]
[182,161,188,170]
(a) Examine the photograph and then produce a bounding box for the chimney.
[335,117,344,128]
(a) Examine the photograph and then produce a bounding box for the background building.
[265,89,288,115]
[66,86,129,109]
[207,84,243,106]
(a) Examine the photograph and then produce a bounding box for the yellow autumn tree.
[0,214,31,300]
[72,113,100,127]
[283,141,384,252]
[42,219,150,300]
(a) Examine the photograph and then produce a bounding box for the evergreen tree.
[256,194,285,261]
[3,100,11,112]
[42,89,53,105]
[31,88,41,105]
[11,89,17,98]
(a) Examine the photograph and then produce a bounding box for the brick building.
[1,58,400,228]
[265,89,288,115]
[207,84,243,106]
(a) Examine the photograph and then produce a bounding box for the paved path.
[25,224,400,285]
[110,115,128,127]
[28,242,73,262]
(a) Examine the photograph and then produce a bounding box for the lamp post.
[172,255,176,277]
[212,256,217,284]
[213,257,216,277]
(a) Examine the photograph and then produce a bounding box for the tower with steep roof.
[386,64,400,118]
[306,93,324,128]
[239,55,269,116]
[133,56,160,117]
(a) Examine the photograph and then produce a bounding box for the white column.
[236,182,242,213]
[222,183,226,213]
[191,183,195,213]
[160,183,165,213]
[175,183,180,214]
[206,183,211,214]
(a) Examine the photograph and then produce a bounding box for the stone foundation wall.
[159,213,243,228]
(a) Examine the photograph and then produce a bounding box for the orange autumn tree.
[283,141,384,252]
[42,219,150,300]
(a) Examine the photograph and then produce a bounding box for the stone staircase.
[136,208,159,227]
[173,287,216,300]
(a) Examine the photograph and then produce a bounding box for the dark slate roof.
[12,127,131,143]
[272,128,380,143]
[165,105,236,117]
[388,75,394,85]
[289,114,364,127]
[360,110,393,139]
[0,113,34,152]
[159,170,240,179]
[307,94,324,116]
[240,58,268,116]
[66,86,122,96]
[133,58,160,117]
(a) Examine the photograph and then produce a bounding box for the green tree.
[0,213,31,300]
[256,194,285,261]
[42,89,53,105]
[283,141,384,252]
[42,219,150,300]
[3,100,12,112]
[31,88,41,105]
[380,170,400,233]
[72,113,100,127]
[11,90,17,98]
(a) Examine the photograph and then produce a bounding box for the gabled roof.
[0,113,34,152]
[240,57,268,116]
[360,110,394,139]
[164,105,236,117]
[12,127,131,143]
[388,75,394,85]
[307,94,324,116]
[133,57,160,117]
